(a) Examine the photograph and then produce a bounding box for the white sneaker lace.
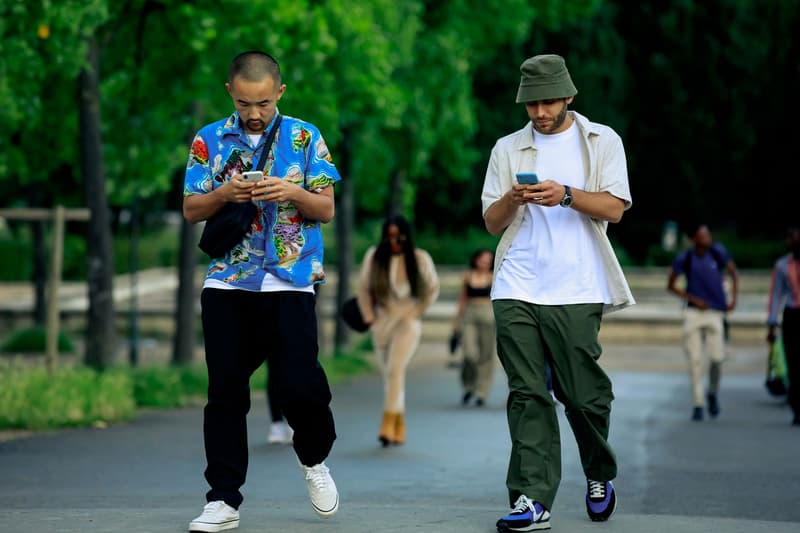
[203,501,226,512]
[512,495,533,513]
[305,463,332,491]
[588,480,606,499]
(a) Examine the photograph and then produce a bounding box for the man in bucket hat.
[481,53,634,531]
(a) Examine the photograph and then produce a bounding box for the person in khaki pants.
[668,223,739,421]
[451,248,498,407]
[356,214,439,447]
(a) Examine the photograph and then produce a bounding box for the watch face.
[560,194,573,207]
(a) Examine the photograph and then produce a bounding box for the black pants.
[783,307,800,417]
[200,288,336,509]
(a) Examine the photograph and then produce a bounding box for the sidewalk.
[1,342,798,533]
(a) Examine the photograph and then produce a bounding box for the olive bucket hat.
[515,54,578,103]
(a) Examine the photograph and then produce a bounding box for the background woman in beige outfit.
[451,248,497,407]
[356,215,440,447]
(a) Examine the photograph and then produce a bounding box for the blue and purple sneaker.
[586,479,616,521]
[496,495,551,531]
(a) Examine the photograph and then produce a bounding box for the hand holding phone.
[241,170,264,183]
[516,172,539,185]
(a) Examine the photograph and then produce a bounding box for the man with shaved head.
[183,51,340,531]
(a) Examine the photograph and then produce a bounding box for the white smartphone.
[241,170,264,183]
[516,172,539,185]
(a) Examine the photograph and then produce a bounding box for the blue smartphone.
[516,172,539,185]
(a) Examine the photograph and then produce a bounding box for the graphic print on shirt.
[224,265,258,284]
[185,113,343,288]
[187,137,257,192]
[268,124,336,273]
[316,137,333,163]
[292,123,312,152]
[273,164,305,269]
[190,137,209,165]
[214,147,256,186]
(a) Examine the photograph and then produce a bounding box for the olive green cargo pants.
[493,300,617,510]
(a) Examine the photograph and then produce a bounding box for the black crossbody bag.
[198,115,283,258]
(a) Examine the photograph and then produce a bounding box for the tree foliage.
[1,0,798,267]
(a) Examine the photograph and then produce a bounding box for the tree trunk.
[173,202,198,365]
[173,101,203,366]
[333,128,355,355]
[79,36,115,370]
[388,169,405,217]
[32,219,46,325]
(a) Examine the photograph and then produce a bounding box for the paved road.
[1,343,798,533]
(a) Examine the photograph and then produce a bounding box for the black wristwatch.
[560,185,574,208]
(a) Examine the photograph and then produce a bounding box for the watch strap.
[560,185,573,207]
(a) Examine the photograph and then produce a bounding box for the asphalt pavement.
[1,341,798,533]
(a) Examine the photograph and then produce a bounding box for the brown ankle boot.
[393,412,406,445]
[378,411,395,447]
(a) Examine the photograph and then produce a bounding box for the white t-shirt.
[204,273,314,293]
[492,121,612,305]
[248,133,262,147]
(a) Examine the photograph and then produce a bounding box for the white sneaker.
[299,461,339,518]
[189,500,239,532]
[267,421,294,444]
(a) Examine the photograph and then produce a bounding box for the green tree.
[0,0,116,368]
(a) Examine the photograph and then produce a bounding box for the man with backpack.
[668,224,739,421]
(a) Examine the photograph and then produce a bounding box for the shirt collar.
[515,110,601,151]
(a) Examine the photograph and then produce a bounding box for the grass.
[0,346,373,431]
[0,362,136,430]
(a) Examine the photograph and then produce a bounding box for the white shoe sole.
[188,517,239,532]
[311,493,339,519]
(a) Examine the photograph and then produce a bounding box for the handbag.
[341,296,369,332]
[449,330,462,355]
[198,115,283,257]
[765,336,789,397]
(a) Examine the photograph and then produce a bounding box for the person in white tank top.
[482,54,634,532]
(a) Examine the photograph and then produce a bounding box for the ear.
[276,83,287,100]
[225,82,232,96]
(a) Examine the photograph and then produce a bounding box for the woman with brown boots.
[356,214,440,446]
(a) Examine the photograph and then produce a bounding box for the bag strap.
[254,114,283,172]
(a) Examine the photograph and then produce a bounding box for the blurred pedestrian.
[482,53,634,531]
[183,50,340,531]
[265,371,293,444]
[767,226,800,426]
[668,223,738,421]
[451,248,497,407]
[355,214,440,446]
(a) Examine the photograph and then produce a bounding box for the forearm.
[356,288,375,324]
[291,186,335,223]
[484,191,518,235]
[356,249,376,324]
[729,272,739,309]
[453,298,467,328]
[570,189,625,223]
[767,287,784,327]
[668,275,696,305]
[416,286,440,318]
[183,190,229,224]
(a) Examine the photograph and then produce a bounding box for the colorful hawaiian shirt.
[184,111,340,289]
